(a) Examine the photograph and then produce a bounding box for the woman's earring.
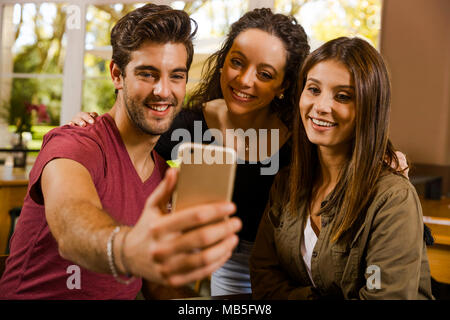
[219,68,223,74]
[278,93,284,99]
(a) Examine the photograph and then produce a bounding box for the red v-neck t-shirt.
[0,113,167,299]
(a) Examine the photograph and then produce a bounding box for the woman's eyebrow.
[259,63,278,76]
[306,78,354,90]
[306,77,321,84]
[229,50,245,58]
[335,85,355,90]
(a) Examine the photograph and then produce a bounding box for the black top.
[155,108,292,242]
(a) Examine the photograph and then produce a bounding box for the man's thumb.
[144,168,178,212]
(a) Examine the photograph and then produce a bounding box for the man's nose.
[152,77,171,98]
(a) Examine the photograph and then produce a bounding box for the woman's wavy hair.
[289,37,402,242]
[186,8,309,130]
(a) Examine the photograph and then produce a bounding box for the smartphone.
[171,142,237,211]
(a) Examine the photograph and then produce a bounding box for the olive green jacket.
[250,169,434,300]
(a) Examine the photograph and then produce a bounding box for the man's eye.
[172,74,186,80]
[139,72,154,78]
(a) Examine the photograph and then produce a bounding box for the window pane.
[1,3,65,131]
[84,52,110,78]
[274,0,382,49]
[85,3,146,50]
[82,79,115,115]
[177,0,249,39]
[2,3,68,75]
[3,77,62,129]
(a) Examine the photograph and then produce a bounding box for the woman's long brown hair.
[289,37,401,242]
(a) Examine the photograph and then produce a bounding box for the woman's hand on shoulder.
[68,112,99,127]
[394,151,409,178]
[385,150,409,179]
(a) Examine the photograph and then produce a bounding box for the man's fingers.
[164,249,234,287]
[394,150,409,178]
[395,151,407,167]
[79,112,96,124]
[148,202,236,240]
[67,112,99,126]
[161,168,178,211]
[152,217,241,261]
[159,234,238,276]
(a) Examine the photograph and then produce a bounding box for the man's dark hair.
[111,3,197,76]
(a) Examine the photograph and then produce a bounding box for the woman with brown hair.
[250,37,433,299]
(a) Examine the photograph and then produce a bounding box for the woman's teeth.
[232,89,252,99]
[311,118,336,127]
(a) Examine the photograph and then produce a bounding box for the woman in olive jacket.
[250,37,434,300]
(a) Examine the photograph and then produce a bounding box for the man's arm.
[42,158,120,273]
[41,159,242,287]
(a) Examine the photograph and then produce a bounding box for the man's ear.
[110,61,123,91]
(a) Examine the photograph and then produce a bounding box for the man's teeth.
[311,118,336,127]
[149,105,169,112]
[232,89,252,99]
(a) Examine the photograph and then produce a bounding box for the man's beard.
[122,84,179,136]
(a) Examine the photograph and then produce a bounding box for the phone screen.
[171,143,237,211]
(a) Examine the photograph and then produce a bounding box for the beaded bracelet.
[107,226,136,285]
[120,227,133,277]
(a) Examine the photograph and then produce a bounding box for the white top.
[300,215,318,287]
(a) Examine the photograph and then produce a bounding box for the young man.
[0,4,241,299]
